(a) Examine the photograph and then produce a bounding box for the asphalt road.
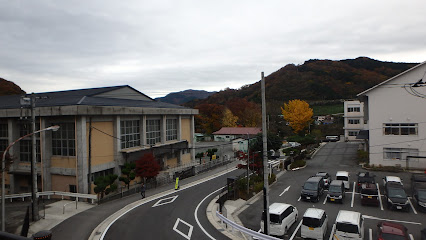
[239,142,425,240]
[102,167,246,240]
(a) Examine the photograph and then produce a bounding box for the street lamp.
[1,125,60,231]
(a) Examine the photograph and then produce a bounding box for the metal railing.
[1,191,97,204]
[215,211,281,240]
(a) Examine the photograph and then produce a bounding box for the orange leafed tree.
[281,99,313,134]
[222,108,238,127]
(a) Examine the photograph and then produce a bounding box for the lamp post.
[1,125,60,231]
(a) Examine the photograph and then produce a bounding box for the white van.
[301,208,328,240]
[334,210,364,240]
[261,203,298,236]
[336,171,350,190]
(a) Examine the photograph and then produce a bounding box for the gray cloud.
[1,0,425,97]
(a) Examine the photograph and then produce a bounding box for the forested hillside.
[0,78,25,96]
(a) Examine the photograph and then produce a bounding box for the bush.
[253,182,263,193]
[268,173,276,184]
[357,149,369,164]
[290,159,306,169]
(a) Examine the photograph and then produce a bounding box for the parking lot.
[238,142,425,239]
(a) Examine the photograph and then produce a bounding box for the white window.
[166,119,177,141]
[348,131,358,136]
[52,122,75,156]
[383,123,418,135]
[383,148,418,161]
[348,119,360,124]
[347,107,360,112]
[147,119,161,145]
[120,120,140,149]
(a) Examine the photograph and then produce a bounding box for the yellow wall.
[51,156,76,168]
[181,153,191,165]
[86,121,114,167]
[181,118,191,144]
[52,175,76,193]
[166,157,178,168]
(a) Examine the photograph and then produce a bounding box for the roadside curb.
[206,169,287,240]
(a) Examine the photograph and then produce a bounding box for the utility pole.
[247,133,250,196]
[88,118,92,194]
[30,93,39,221]
[261,72,270,235]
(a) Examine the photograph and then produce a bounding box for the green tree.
[195,152,204,164]
[206,148,218,160]
[119,162,136,190]
[250,133,282,153]
[281,99,313,134]
[94,174,118,199]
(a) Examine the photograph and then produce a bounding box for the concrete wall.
[343,100,365,141]
[51,175,76,192]
[366,63,426,167]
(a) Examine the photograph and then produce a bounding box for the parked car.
[316,172,332,188]
[325,136,339,142]
[301,208,328,240]
[377,221,409,240]
[411,174,426,212]
[327,180,345,203]
[336,171,350,190]
[356,172,375,192]
[384,182,409,211]
[301,176,325,202]
[334,210,364,240]
[360,183,379,206]
[261,203,298,236]
[383,176,403,186]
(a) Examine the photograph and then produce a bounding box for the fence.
[1,191,97,204]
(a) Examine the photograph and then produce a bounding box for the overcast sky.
[1,1,425,98]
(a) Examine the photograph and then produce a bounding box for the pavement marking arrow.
[279,186,291,197]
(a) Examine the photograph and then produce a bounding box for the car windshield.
[303,217,321,228]
[329,185,342,193]
[336,222,358,234]
[418,190,426,199]
[336,176,348,181]
[304,182,318,191]
[381,233,406,240]
[388,187,407,198]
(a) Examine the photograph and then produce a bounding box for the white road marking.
[323,195,328,205]
[279,186,291,196]
[363,215,422,225]
[298,196,301,201]
[289,220,302,240]
[97,167,237,240]
[409,234,414,240]
[152,195,179,207]
[173,218,194,240]
[351,182,356,208]
[194,187,224,240]
[369,228,373,240]
[376,183,384,211]
[408,197,417,214]
[329,224,336,240]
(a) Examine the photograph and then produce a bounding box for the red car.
[377,221,409,240]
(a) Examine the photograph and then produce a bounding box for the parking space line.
[369,228,373,240]
[351,182,356,208]
[289,220,302,240]
[408,197,417,214]
[409,234,414,240]
[376,183,384,211]
[297,196,301,202]
[329,224,336,240]
[323,196,327,205]
[363,215,422,225]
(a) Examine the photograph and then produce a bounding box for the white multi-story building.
[343,100,365,141]
[357,61,426,168]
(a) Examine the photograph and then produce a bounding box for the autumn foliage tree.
[195,103,225,134]
[135,153,161,183]
[281,99,313,134]
[222,108,238,127]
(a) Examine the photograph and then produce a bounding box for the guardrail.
[1,191,97,204]
[215,211,281,240]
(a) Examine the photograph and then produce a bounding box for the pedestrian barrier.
[215,211,282,240]
[1,191,97,204]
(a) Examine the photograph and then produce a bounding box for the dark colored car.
[327,180,345,203]
[315,172,332,188]
[412,182,426,212]
[360,183,379,206]
[301,176,324,202]
[356,172,376,192]
[377,221,409,240]
[384,182,409,211]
